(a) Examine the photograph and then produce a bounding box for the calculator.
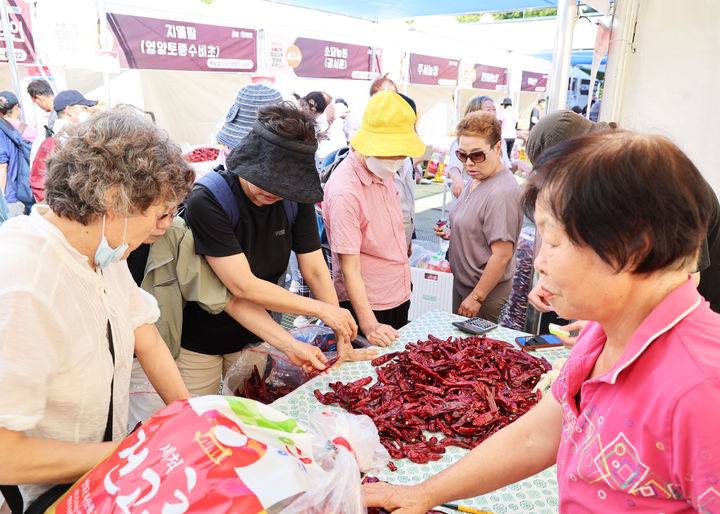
[452,317,498,335]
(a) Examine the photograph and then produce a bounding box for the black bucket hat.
[226,119,323,204]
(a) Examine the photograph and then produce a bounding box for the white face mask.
[366,157,405,181]
[315,112,329,134]
[77,111,91,123]
[94,215,128,268]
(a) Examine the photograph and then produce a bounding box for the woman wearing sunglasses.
[434,111,523,322]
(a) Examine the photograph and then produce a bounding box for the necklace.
[465,181,481,202]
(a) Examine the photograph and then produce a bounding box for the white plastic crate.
[408,266,454,320]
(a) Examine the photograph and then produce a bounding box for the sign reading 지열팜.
[107,13,257,72]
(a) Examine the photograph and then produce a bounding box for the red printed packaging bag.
[49,396,326,513]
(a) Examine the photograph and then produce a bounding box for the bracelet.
[471,292,482,303]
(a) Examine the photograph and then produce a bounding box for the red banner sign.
[521,71,548,92]
[0,0,35,64]
[287,37,380,80]
[409,53,458,86]
[472,64,508,90]
[107,13,257,72]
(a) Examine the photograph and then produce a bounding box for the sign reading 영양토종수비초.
[106,13,257,72]
[409,53,459,86]
[472,63,508,91]
[521,70,549,92]
[0,0,35,64]
[284,37,381,80]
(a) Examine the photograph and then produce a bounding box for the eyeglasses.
[455,141,499,164]
[158,206,184,221]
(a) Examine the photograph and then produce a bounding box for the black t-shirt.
[127,243,150,287]
[698,188,720,313]
[182,171,321,354]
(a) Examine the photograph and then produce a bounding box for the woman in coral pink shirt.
[364,130,720,513]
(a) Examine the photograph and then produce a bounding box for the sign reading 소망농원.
[107,13,257,72]
[0,0,35,64]
[284,37,381,80]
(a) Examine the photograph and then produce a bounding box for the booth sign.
[285,37,381,80]
[472,64,508,90]
[521,71,548,92]
[0,0,35,64]
[409,53,458,86]
[107,13,257,72]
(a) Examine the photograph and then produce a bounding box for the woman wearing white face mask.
[434,111,523,323]
[323,91,426,347]
[0,108,194,512]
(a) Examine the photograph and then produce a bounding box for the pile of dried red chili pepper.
[235,365,296,404]
[184,147,220,163]
[314,334,551,467]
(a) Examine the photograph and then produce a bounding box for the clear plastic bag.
[222,326,370,403]
[282,410,390,514]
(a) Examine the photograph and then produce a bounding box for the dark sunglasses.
[455,140,500,164]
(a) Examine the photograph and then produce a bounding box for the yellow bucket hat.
[350,91,426,159]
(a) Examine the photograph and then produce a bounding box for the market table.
[272,310,570,513]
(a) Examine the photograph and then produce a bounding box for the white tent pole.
[1,0,24,122]
[546,0,577,112]
[97,0,111,107]
[601,0,639,122]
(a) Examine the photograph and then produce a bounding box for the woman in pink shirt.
[365,130,720,513]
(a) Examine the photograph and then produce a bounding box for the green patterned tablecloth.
[271,310,570,513]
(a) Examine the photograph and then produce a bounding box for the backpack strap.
[195,171,240,228]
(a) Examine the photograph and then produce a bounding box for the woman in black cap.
[180,102,372,396]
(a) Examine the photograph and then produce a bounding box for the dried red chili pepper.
[305,355,341,379]
[314,334,551,468]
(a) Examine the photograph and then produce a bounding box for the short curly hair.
[456,111,502,146]
[45,108,194,225]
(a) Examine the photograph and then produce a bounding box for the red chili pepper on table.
[313,334,551,469]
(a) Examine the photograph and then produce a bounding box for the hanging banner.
[0,0,35,64]
[472,64,508,90]
[521,71,548,92]
[107,13,257,72]
[409,53,458,86]
[270,36,380,80]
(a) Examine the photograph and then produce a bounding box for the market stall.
[272,310,570,513]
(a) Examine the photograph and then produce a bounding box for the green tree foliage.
[457,8,558,22]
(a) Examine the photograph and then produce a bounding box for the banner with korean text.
[520,71,548,92]
[472,64,508,90]
[107,13,257,72]
[269,35,380,80]
[0,0,36,64]
[408,53,458,87]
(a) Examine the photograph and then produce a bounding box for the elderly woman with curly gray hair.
[0,108,194,511]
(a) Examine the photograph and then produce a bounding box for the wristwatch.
[471,292,482,303]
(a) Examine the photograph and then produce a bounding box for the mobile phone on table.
[515,334,564,349]
[452,317,497,335]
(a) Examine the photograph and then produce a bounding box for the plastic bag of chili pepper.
[223,328,372,404]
